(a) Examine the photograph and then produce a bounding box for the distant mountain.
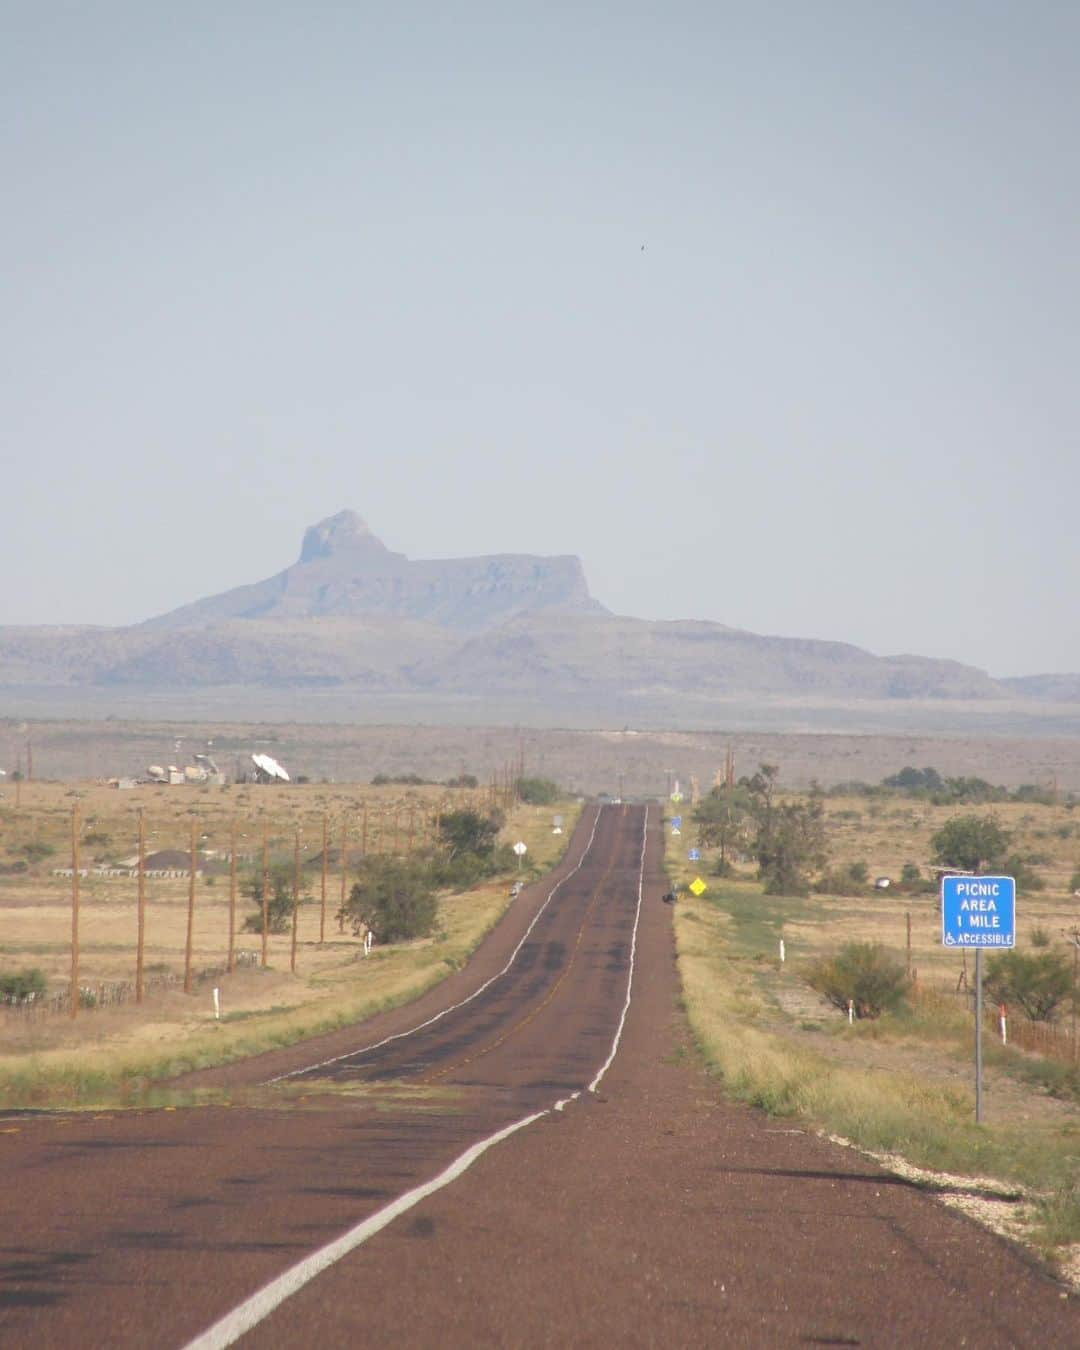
[0,511,1077,721]
[1001,674,1080,702]
[141,510,605,632]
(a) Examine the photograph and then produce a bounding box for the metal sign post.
[941,875,1016,1124]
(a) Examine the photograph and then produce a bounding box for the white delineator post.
[779,938,786,965]
[1000,1002,1007,1045]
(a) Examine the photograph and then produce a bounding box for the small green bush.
[0,968,47,1001]
[807,942,910,1020]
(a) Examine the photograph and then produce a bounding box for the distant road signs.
[688,848,701,861]
[670,792,683,804]
[671,827,681,837]
[671,816,682,829]
[689,877,707,897]
[941,875,1015,948]
[513,841,528,857]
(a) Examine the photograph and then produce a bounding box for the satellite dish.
[251,752,290,783]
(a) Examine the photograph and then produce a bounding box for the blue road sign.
[672,816,682,829]
[688,848,701,861]
[941,875,1016,948]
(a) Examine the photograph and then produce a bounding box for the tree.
[438,809,503,861]
[985,950,1072,1022]
[242,862,306,934]
[930,814,1011,874]
[340,857,438,944]
[742,767,827,896]
[693,786,753,873]
[808,943,909,1019]
[516,777,559,805]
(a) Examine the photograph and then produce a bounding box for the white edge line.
[586,805,648,1094]
[183,1109,548,1350]
[263,807,604,1084]
[183,806,651,1350]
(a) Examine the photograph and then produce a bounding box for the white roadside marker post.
[213,987,221,1020]
[779,938,785,966]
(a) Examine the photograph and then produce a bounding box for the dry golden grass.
[0,781,579,1094]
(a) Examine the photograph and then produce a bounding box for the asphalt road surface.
[0,804,1075,1347]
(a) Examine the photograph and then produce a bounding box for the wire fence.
[1,950,261,1022]
[913,979,1078,1065]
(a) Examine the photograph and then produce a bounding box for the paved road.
[0,804,1075,1347]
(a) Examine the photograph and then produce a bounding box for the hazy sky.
[3,3,1077,677]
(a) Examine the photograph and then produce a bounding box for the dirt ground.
[4,716,1080,795]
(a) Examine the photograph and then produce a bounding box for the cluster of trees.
[242,807,515,944]
[693,765,827,896]
[370,772,480,788]
[827,766,1071,808]
[338,808,512,945]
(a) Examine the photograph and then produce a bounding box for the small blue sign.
[688,848,701,862]
[672,816,682,829]
[941,875,1016,948]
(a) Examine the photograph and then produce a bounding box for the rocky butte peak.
[140,510,607,632]
[299,510,390,563]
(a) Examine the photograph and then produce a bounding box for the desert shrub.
[516,776,559,805]
[985,950,1073,1022]
[19,841,55,863]
[813,862,867,896]
[1069,868,1080,894]
[807,943,910,1020]
[1029,925,1052,948]
[0,968,47,1001]
[900,862,922,886]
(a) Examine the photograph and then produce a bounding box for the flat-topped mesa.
[140,511,607,632]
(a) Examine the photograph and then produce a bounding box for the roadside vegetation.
[675,764,1080,1271]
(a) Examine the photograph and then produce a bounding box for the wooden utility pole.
[906,911,912,981]
[407,803,415,855]
[26,738,33,782]
[290,827,300,974]
[339,815,349,934]
[227,818,237,974]
[261,821,270,968]
[135,809,146,1002]
[183,819,197,994]
[361,802,368,856]
[70,803,81,1019]
[320,814,328,944]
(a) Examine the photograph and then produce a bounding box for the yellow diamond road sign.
[689,877,707,897]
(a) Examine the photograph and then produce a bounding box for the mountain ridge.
[0,511,1076,714]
